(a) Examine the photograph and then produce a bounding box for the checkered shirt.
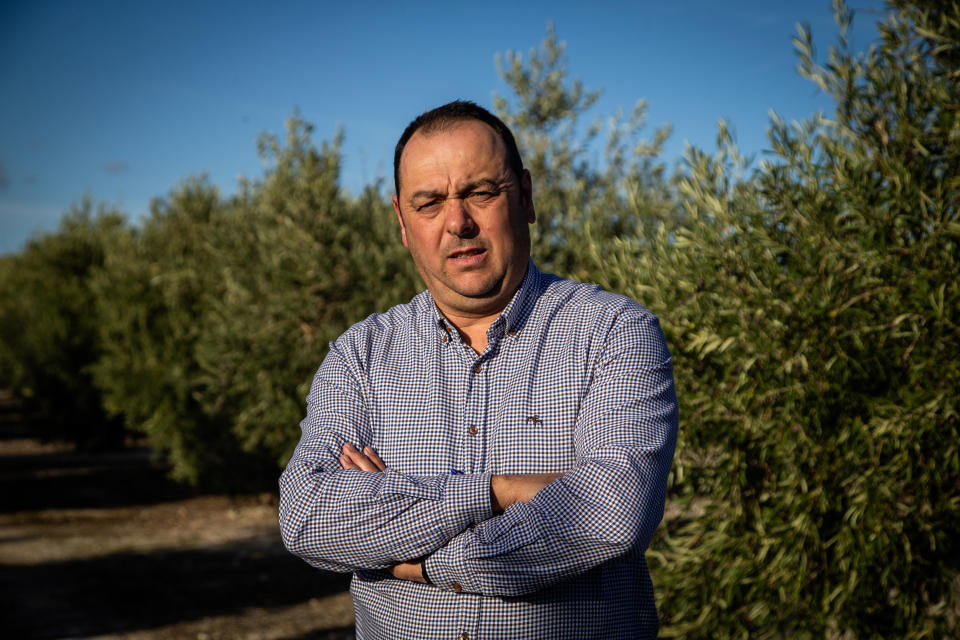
[279,260,678,640]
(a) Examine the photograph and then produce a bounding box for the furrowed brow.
[409,189,446,203]
[456,178,505,196]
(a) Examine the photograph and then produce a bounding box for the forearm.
[490,472,564,513]
[422,443,674,597]
[282,346,496,573]
[283,442,558,576]
[279,445,493,572]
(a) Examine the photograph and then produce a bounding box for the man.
[279,100,678,639]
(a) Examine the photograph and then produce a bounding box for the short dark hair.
[393,100,524,199]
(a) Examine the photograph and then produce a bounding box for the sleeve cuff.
[423,534,479,593]
[423,471,491,594]
[440,471,493,538]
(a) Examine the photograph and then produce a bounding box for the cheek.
[414,223,446,248]
[404,228,440,263]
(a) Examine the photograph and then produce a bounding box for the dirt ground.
[0,396,356,639]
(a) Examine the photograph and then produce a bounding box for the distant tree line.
[0,1,956,636]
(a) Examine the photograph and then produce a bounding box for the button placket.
[461,352,484,476]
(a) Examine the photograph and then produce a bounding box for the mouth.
[448,247,487,260]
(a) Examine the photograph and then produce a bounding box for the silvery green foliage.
[591,1,959,636]
[191,116,419,482]
[90,177,239,483]
[493,24,676,282]
[0,202,128,450]
[91,117,419,486]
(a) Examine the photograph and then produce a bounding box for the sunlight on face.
[393,120,535,320]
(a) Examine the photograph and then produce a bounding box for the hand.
[490,472,563,513]
[339,443,386,472]
[339,447,424,583]
[389,559,426,583]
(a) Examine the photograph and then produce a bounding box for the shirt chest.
[366,324,595,476]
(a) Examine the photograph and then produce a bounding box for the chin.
[456,276,506,299]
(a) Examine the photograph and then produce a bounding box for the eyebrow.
[457,178,504,195]
[408,178,507,203]
[409,188,446,202]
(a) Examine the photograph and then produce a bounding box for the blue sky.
[0,0,886,255]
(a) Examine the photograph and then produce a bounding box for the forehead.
[399,120,510,192]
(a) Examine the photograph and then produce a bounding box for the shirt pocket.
[490,395,579,474]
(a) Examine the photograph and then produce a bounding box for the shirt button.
[442,334,449,343]
[452,582,462,591]
[467,425,478,436]
[472,363,482,373]
[458,634,469,640]
[508,330,518,336]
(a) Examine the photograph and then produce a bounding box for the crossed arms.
[278,314,678,597]
[337,441,562,582]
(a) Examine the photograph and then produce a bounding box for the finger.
[339,453,358,470]
[342,443,381,473]
[363,446,386,471]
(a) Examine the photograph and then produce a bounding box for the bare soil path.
[0,394,355,639]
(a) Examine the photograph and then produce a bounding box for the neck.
[431,260,529,355]
[440,308,499,355]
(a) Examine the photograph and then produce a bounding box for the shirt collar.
[487,258,540,338]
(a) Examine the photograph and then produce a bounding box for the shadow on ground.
[0,404,195,514]
[0,540,352,639]
[0,402,354,639]
[0,445,196,513]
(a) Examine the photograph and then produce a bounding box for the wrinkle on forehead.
[398,120,511,201]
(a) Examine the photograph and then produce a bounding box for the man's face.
[393,119,535,319]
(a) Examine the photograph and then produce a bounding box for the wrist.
[490,473,563,513]
[390,559,427,583]
[490,474,509,513]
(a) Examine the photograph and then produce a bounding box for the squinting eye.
[468,190,497,201]
[416,200,442,213]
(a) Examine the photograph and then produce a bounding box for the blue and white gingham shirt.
[280,260,678,640]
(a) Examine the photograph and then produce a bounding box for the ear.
[520,169,536,224]
[393,195,409,248]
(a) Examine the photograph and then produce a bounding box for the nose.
[445,198,479,238]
